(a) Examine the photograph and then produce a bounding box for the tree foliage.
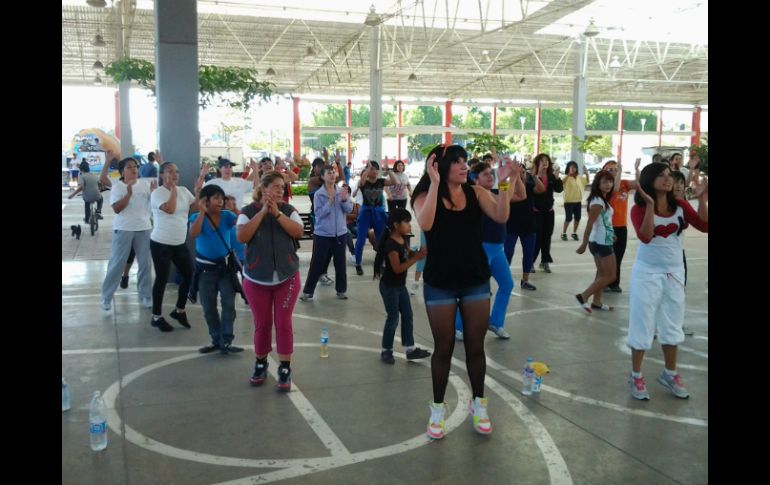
[105,57,274,111]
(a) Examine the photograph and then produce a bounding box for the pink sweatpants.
[243,272,300,356]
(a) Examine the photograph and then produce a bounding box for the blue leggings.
[455,242,514,331]
[354,205,386,265]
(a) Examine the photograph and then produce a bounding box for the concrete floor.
[62,188,708,484]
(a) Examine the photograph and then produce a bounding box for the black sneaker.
[543,262,552,273]
[169,309,191,328]
[277,366,292,392]
[96,212,104,220]
[355,265,364,276]
[220,343,244,354]
[381,350,396,364]
[250,360,268,386]
[75,225,82,240]
[187,292,197,304]
[199,343,219,354]
[560,233,568,241]
[120,275,129,289]
[520,281,537,291]
[406,348,431,360]
[571,233,579,241]
[607,285,623,293]
[151,316,174,332]
[70,225,77,237]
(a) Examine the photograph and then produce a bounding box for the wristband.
[498,182,510,191]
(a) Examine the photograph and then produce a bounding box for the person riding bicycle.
[68,160,104,224]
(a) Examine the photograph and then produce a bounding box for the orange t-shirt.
[609,180,631,227]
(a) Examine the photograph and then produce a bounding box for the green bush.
[291,183,308,196]
[298,166,310,180]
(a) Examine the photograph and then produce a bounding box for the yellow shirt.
[562,176,586,203]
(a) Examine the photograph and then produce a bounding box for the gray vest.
[240,202,300,282]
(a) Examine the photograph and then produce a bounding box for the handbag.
[204,212,247,304]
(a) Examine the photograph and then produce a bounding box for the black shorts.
[564,202,582,222]
[588,242,614,258]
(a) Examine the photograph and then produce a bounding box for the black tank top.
[424,184,490,290]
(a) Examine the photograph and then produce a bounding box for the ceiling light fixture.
[480,50,491,64]
[408,73,417,82]
[265,67,276,76]
[93,60,104,71]
[609,55,622,70]
[583,18,600,37]
[304,43,317,58]
[92,34,106,47]
[93,75,103,86]
[364,5,381,26]
[519,77,526,85]
[86,0,107,7]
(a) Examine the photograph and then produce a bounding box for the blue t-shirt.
[189,210,237,260]
[140,162,158,178]
[230,225,245,261]
[344,166,351,185]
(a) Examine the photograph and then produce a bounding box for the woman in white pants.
[626,162,708,401]
[99,157,157,311]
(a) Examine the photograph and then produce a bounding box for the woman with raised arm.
[412,144,513,440]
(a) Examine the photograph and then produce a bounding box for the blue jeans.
[379,281,414,349]
[454,242,513,331]
[355,205,386,265]
[198,267,236,347]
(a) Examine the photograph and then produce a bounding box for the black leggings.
[610,226,627,287]
[426,299,490,402]
[533,210,555,264]
[150,240,194,315]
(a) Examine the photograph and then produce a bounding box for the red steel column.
[347,99,352,164]
[657,108,663,147]
[492,104,497,136]
[535,104,542,154]
[397,101,402,160]
[618,108,624,162]
[444,100,452,144]
[293,97,301,159]
[690,106,702,147]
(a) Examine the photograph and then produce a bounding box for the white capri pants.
[627,265,685,351]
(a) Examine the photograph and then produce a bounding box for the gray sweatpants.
[101,229,152,304]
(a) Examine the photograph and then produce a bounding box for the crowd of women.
[88,144,707,439]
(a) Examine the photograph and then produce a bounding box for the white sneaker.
[348,254,356,264]
[319,274,334,286]
[299,293,313,302]
[100,299,111,311]
[488,325,511,339]
[426,402,447,439]
[469,397,492,434]
[409,282,419,295]
[141,297,152,309]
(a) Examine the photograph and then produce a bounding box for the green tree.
[576,135,614,164]
[404,106,443,158]
[496,107,534,129]
[541,109,572,130]
[586,109,619,130]
[623,110,658,131]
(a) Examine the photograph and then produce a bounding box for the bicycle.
[87,199,101,236]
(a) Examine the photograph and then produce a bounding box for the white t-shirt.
[203,177,254,206]
[110,179,153,231]
[236,211,303,285]
[588,196,614,246]
[387,172,410,200]
[150,185,196,245]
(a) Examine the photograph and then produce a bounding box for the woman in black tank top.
[411,144,515,439]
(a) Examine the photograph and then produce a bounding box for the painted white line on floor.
[614,337,708,371]
[265,355,349,457]
[485,375,573,484]
[99,345,473,471]
[211,375,473,485]
[495,368,707,428]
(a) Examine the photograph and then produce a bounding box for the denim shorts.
[423,281,491,307]
[588,242,614,258]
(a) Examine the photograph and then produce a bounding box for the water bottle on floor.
[62,378,71,412]
[320,326,329,358]
[89,391,108,451]
[522,358,535,396]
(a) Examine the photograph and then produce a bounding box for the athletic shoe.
[656,371,690,399]
[427,402,447,439]
[469,397,492,435]
[488,325,511,339]
[250,360,268,386]
[628,374,650,400]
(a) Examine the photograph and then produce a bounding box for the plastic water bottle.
[89,391,108,451]
[62,378,71,412]
[522,358,535,396]
[532,374,542,393]
[320,326,329,358]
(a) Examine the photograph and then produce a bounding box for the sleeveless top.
[424,184,490,290]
